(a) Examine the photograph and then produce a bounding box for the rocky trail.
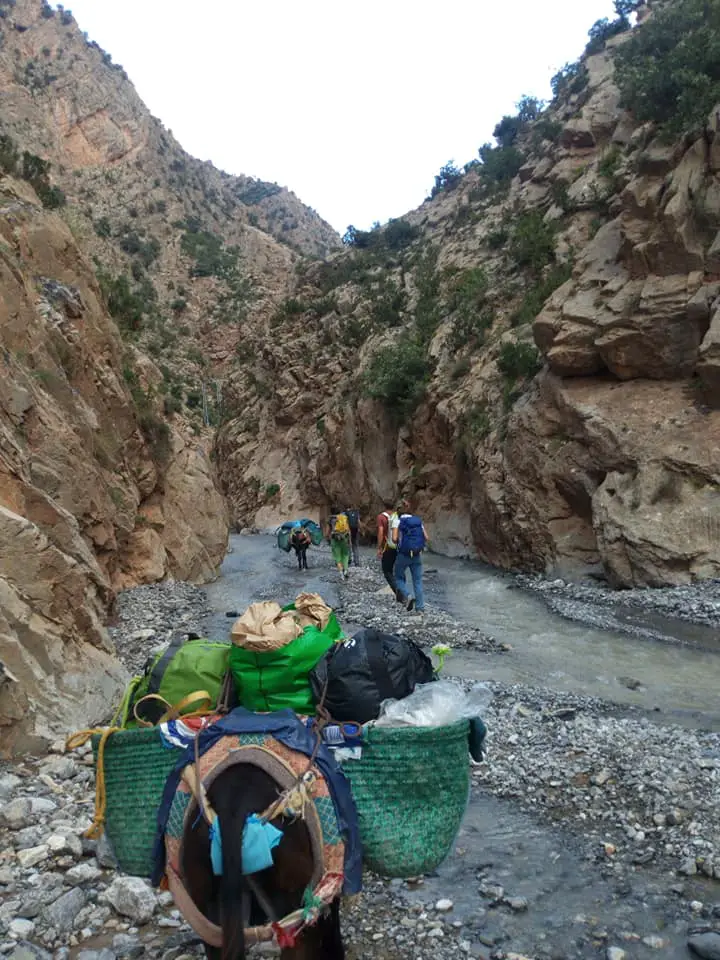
[1,536,719,960]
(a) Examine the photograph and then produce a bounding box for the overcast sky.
[62,0,616,234]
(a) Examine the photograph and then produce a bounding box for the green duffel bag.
[229,609,343,715]
[117,636,231,728]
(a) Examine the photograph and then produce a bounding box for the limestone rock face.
[215,35,720,589]
[0,506,128,757]
[0,183,228,752]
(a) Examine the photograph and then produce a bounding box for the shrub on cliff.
[362,338,432,420]
[509,211,556,274]
[614,0,720,139]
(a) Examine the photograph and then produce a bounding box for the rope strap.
[65,727,122,839]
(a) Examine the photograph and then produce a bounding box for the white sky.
[62,0,616,233]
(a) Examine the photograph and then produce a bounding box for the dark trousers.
[349,528,360,566]
[293,545,309,570]
[381,548,397,592]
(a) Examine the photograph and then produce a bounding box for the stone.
[47,832,83,857]
[96,833,119,869]
[105,878,157,925]
[65,863,103,886]
[0,775,21,800]
[8,919,35,939]
[76,951,116,960]
[16,845,50,868]
[607,949,627,960]
[111,934,145,958]
[689,933,720,960]
[29,798,57,816]
[7,945,52,960]
[507,896,529,912]
[0,799,32,830]
[40,757,76,781]
[435,899,453,912]
[45,888,87,933]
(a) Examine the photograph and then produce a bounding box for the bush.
[362,338,432,420]
[614,0,720,139]
[265,483,280,500]
[497,341,542,380]
[551,61,589,101]
[384,218,420,250]
[511,262,573,327]
[510,211,556,274]
[0,134,19,175]
[97,268,152,333]
[459,402,492,445]
[180,220,237,277]
[585,16,630,56]
[478,143,526,188]
[431,161,462,198]
[94,216,112,238]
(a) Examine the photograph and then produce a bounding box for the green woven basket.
[92,727,183,878]
[343,720,470,878]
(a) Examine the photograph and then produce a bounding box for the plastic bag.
[375,680,492,727]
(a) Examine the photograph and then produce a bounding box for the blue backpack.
[398,515,426,556]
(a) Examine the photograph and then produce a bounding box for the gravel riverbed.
[0,551,719,960]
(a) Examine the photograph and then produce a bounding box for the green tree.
[614,0,720,138]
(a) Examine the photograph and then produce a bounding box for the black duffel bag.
[309,627,435,723]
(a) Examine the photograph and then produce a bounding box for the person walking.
[346,508,361,567]
[392,500,429,616]
[290,525,311,571]
[376,501,401,598]
[328,508,351,580]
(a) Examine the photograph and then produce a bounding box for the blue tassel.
[209,815,283,877]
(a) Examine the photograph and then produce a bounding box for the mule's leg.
[282,899,344,960]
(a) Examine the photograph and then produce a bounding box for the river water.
[206,535,720,731]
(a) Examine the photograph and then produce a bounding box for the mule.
[181,763,345,960]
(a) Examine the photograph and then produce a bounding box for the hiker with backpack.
[376,501,400,596]
[345,508,361,566]
[328,508,351,580]
[290,525,311,571]
[392,500,429,615]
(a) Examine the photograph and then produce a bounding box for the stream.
[200,535,719,959]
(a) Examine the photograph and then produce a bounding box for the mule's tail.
[213,786,254,960]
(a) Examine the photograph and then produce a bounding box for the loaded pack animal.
[182,762,345,960]
[159,715,353,960]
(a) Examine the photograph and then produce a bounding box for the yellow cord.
[66,727,121,839]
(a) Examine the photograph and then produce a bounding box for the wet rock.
[111,934,145,958]
[105,878,157,925]
[689,932,720,960]
[76,951,116,960]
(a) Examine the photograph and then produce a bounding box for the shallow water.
[425,555,720,730]
[205,536,720,730]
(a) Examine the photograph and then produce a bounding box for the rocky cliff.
[216,0,720,589]
[0,0,340,754]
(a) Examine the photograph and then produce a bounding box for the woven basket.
[343,720,470,878]
[92,727,183,878]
